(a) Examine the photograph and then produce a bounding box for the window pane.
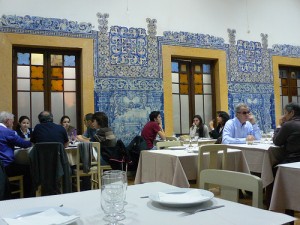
[291,87,297,96]
[203,74,211,83]
[292,96,298,103]
[31,92,44,127]
[195,95,204,119]
[297,80,300,87]
[172,62,178,73]
[281,87,288,96]
[17,53,30,65]
[17,66,30,78]
[203,85,212,94]
[172,95,180,134]
[195,84,203,94]
[180,95,189,134]
[172,84,179,93]
[64,55,75,67]
[31,66,44,78]
[64,80,76,91]
[195,65,201,73]
[51,68,63,79]
[203,64,211,73]
[31,53,43,65]
[203,95,212,124]
[18,79,30,91]
[64,68,76,79]
[31,79,44,91]
[64,92,77,128]
[172,73,179,83]
[51,80,63,91]
[17,92,30,119]
[51,55,63,66]
[180,84,189,94]
[194,74,202,83]
[290,79,297,86]
[281,78,288,86]
[180,74,188,83]
[279,70,287,78]
[180,64,187,72]
[51,92,64,123]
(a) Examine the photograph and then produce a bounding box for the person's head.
[60,115,71,129]
[235,103,251,124]
[149,111,162,124]
[84,113,94,128]
[283,102,300,121]
[0,111,14,129]
[18,115,30,131]
[38,111,53,123]
[92,112,108,129]
[217,111,230,126]
[192,115,203,127]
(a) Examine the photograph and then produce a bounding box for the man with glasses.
[222,103,261,144]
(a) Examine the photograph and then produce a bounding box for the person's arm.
[9,131,32,148]
[203,125,210,138]
[248,113,261,140]
[158,123,166,140]
[273,123,290,146]
[222,120,246,144]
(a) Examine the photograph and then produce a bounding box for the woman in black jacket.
[209,111,230,140]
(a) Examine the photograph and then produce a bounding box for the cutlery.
[189,205,224,214]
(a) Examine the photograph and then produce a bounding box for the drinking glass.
[101,174,124,225]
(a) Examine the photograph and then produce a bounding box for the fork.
[189,205,224,214]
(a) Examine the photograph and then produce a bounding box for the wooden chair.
[200,169,264,208]
[197,144,228,187]
[8,175,24,198]
[74,142,111,191]
[156,141,182,149]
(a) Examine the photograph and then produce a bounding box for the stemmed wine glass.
[101,174,125,225]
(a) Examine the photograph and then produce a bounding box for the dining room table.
[269,162,300,213]
[225,142,284,188]
[134,148,250,188]
[0,182,295,225]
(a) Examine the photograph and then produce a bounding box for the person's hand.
[209,120,214,130]
[279,115,286,126]
[248,113,256,125]
[246,135,255,141]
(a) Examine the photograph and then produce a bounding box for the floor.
[127,175,300,225]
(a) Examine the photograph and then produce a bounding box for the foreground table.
[226,143,283,187]
[269,162,300,213]
[0,182,294,225]
[135,149,249,187]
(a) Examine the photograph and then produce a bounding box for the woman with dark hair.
[189,115,209,138]
[60,115,77,141]
[209,111,230,139]
[15,116,33,140]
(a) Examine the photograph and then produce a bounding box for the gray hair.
[285,102,300,116]
[234,103,249,114]
[0,111,14,123]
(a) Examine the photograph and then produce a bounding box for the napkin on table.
[158,189,208,203]
[3,208,79,225]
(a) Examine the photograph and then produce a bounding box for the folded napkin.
[158,189,208,204]
[4,208,79,225]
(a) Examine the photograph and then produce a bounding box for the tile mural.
[1,13,300,143]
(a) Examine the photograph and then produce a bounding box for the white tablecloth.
[134,149,249,188]
[0,182,294,225]
[269,162,300,213]
[226,143,283,187]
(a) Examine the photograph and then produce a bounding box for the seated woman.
[189,115,209,138]
[209,111,230,140]
[60,115,77,141]
[15,116,33,140]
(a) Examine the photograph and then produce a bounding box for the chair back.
[156,141,182,149]
[200,169,263,208]
[29,142,71,196]
[197,144,228,186]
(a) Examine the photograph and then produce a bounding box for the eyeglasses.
[237,111,250,115]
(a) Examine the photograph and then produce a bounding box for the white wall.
[1,0,300,46]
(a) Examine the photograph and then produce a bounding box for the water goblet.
[101,175,125,225]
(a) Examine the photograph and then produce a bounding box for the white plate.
[168,146,186,150]
[149,188,214,207]
[4,207,79,224]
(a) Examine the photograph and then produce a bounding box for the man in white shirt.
[222,103,261,144]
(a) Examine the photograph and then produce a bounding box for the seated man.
[141,111,166,150]
[222,103,261,144]
[76,113,96,142]
[31,111,69,147]
[0,111,32,197]
[273,102,300,163]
